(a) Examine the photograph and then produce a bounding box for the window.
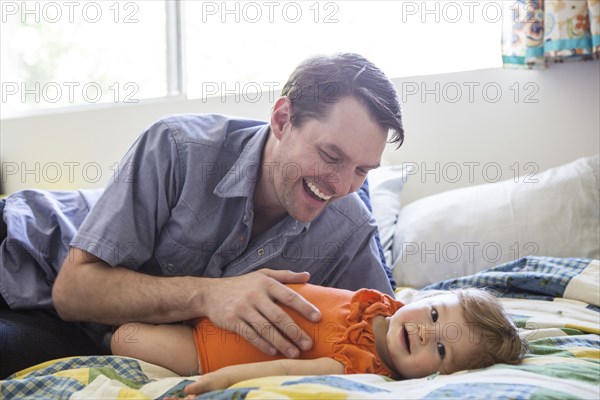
[185,1,502,99]
[1,0,502,118]
[1,0,167,117]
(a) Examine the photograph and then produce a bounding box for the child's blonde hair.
[415,288,527,370]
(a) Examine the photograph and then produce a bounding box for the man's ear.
[270,97,292,140]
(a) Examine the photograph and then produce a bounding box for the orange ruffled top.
[192,283,403,377]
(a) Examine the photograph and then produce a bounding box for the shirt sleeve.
[70,120,181,269]
[356,179,396,290]
[326,216,395,297]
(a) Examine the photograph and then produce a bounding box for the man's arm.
[52,247,321,357]
[183,357,345,397]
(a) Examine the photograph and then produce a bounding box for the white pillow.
[368,165,408,266]
[391,155,600,288]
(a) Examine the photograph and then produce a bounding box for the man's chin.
[291,206,327,223]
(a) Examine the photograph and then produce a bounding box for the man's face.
[386,294,483,379]
[267,96,387,223]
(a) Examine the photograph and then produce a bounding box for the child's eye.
[437,342,446,359]
[431,308,439,322]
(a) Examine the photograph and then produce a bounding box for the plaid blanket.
[1,257,599,399]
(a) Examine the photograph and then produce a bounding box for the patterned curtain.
[502,0,600,69]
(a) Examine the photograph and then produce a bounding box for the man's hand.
[202,269,321,358]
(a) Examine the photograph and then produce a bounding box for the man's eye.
[437,342,446,359]
[321,151,339,163]
[431,308,439,323]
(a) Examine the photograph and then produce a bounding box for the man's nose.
[331,166,362,196]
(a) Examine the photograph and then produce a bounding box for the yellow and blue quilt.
[1,257,599,399]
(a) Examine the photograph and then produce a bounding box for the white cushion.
[391,155,600,288]
[368,165,408,266]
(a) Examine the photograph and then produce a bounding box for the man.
[0,53,404,378]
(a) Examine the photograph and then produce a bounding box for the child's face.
[386,293,481,379]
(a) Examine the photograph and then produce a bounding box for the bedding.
[1,256,598,399]
[389,155,600,287]
[368,165,408,267]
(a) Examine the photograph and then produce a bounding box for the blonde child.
[111,284,526,396]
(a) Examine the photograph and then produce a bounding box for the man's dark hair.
[281,53,404,147]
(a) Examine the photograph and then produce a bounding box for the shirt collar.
[213,124,311,232]
[214,124,269,198]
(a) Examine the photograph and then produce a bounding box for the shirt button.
[239,236,245,242]
[257,248,265,256]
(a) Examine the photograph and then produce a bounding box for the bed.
[1,156,599,399]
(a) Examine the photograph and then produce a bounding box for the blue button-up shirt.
[1,114,393,338]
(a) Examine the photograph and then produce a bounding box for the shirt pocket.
[153,230,206,276]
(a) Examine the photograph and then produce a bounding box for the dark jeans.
[0,199,109,379]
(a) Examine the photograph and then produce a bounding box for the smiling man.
[0,53,404,378]
[256,95,387,229]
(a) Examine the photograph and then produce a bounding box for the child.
[111,284,526,397]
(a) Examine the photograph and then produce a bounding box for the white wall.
[1,61,599,204]
[384,61,600,204]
